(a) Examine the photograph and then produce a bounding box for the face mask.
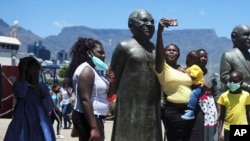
[91,56,108,71]
[227,82,241,92]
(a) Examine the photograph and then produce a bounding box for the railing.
[0,70,14,117]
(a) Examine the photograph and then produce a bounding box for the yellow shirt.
[156,63,192,103]
[186,64,204,85]
[217,90,250,130]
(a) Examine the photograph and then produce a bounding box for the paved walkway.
[0,118,114,141]
[1,118,166,141]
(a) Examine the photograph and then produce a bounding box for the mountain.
[0,19,42,52]
[0,18,233,73]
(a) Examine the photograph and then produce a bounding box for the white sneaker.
[56,135,65,139]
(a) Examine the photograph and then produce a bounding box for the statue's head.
[231,24,250,50]
[128,9,155,40]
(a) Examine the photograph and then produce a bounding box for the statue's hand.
[241,82,250,92]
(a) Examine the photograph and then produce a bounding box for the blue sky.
[1,0,249,38]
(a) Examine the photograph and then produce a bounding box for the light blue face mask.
[227,82,241,92]
[91,56,108,71]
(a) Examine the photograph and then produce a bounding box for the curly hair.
[66,37,102,88]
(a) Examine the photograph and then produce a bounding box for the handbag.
[71,125,79,137]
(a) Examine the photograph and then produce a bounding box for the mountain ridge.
[0,18,233,73]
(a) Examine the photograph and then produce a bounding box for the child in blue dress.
[4,56,56,141]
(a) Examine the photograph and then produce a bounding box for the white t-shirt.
[60,87,72,105]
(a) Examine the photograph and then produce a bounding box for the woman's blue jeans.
[61,103,72,128]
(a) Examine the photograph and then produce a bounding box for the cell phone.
[169,19,178,26]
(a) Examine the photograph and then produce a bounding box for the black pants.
[224,129,230,141]
[50,109,62,135]
[72,110,105,141]
[162,100,204,141]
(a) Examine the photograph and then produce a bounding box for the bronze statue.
[110,9,162,141]
[220,24,250,92]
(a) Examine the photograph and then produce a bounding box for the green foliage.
[46,79,54,86]
[58,66,69,78]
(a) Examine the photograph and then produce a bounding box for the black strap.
[94,115,106,119]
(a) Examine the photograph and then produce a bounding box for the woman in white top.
[66,37,115,141]
[60,78,73,129]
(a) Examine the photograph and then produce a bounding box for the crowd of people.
[2,9,250,141]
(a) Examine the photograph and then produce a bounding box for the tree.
[58,66,68,78]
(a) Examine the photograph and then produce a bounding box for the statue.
[220,24,250,92]
[110,9,162,141]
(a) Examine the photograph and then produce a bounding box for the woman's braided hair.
[66,37,102,88]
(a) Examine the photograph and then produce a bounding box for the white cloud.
[53,20,73,28]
